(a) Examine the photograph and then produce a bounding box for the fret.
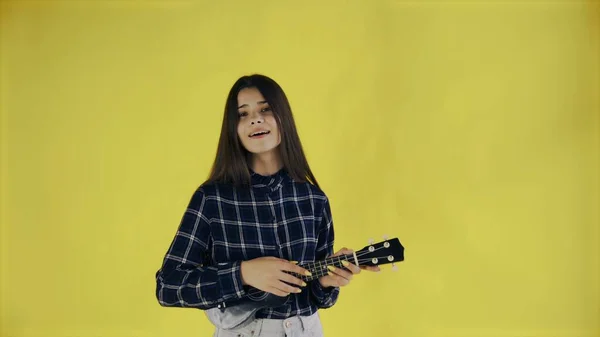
[317,260,326,278]
[286,254,354,282]
[315,260,323,279]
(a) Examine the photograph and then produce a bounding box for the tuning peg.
[368,238,374,245]
[391,263,398,272]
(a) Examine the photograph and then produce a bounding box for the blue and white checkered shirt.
[155,168,339,319]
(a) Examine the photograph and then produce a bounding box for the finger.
[333,247,352,257]
[279,271,307,288]
[267,286,290,297]
[280,260,312,277]
[327,265,353,281]
[273,280,302,294]
[334,248,357,267]
[326,272,349,287]
[361,265,381,272]
[341,260,362,274]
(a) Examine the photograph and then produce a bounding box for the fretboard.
[294,255,352,282]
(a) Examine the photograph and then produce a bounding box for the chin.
[246,144,280,155]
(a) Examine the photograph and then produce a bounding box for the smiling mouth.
[249,131,270,138]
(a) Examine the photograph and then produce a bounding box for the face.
[236,87,281,155]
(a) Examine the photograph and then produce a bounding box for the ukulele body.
[205,290,290,329]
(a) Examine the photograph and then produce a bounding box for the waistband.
[215,312,322,336]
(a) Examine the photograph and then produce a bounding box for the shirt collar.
[250,167,289,191]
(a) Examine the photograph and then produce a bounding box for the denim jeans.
[213,312,324,337]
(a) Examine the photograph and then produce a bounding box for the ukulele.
[205,236,405,330]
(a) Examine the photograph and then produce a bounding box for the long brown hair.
[205,74,320,189]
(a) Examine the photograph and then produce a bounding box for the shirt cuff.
[217,261,246,301]
[310,279,338,307]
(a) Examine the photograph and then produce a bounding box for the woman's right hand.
[240,257,311,297]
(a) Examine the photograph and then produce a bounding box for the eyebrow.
[237,101,268,109]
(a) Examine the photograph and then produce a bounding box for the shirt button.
[285,321,292,328]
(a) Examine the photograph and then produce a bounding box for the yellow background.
[1,1,598,337]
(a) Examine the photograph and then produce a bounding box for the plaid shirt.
[155,168,339,319]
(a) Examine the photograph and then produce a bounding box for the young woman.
[155,74,379,336]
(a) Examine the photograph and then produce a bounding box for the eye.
[261,107,271,113]
[238,111,248,118]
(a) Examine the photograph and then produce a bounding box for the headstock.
[350,236,404,271]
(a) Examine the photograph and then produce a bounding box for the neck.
[251,149,283,176]
[297,255,353,282]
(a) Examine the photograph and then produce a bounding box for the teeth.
[251,131,269,137]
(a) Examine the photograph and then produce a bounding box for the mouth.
[249,130,270,138]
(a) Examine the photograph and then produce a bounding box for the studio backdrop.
[1,1,598,337]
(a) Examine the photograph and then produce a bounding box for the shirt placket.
[266,184,284,259]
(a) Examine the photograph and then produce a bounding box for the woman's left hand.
[318,247,380,288]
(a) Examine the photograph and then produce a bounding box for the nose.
[250,113,264,125]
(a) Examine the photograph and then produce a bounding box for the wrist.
[318,278,331,288]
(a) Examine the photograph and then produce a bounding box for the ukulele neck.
[298,255,352,282]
